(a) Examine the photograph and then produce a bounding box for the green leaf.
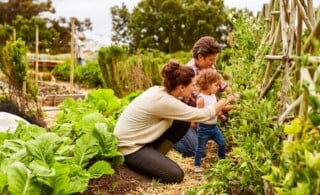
[88,160,114,179]
[283,170,294,186]
[14,124,46,141]
[305,151,320,170]
[86,89,121,115]
[0,139,25,155]
[28,160,56,189]
[0,172,8,194]
[29,160,56,177]
[308,95,320,110]
[67,164,90,194]
[0,131,13,145]
[93,123,124,165]
[48,162,71,195]
[25,133,63,165]
[7,162,41,195]
[73,134,99,168]
[80,112,108,134]
[284,118,301,134]
[292,182,310,195]
[50,163,89,194]
[308,112,320,127]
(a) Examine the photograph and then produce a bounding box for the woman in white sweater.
[114,60,236,183]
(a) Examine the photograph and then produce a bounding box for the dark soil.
[82,165,151,195]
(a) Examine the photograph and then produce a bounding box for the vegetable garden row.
[0,1,319,194]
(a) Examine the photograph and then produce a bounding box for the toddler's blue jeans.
[194,123,225,166]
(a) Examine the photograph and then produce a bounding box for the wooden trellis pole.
[256,0,320,124]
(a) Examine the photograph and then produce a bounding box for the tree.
[182,0,228,50]
[0,0,92,54]
[111,3,131,45]
[11,16,60,52]
[111,0,230,53]
[0,0,55,24]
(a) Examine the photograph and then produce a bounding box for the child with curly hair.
[194,69,238,173]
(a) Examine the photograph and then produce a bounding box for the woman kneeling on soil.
[114,60,236,183]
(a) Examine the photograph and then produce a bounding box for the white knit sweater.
[114,86,217,155]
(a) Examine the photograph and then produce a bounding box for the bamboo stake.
[295,0,314,31]
[70,19,75,94]
[265,55,320,63]
[261,16,281,93]
[267,0,279,43]
[313,63,320,83]
[278,59,290,114]
[255,3,274,59]
[21,76,26,113]
[279,0,296,115]
[298,88,308,121]
[278,94,303,124]
[260,63,283,98]
[279,0,288,53]
[307,0,315,26]
[296,8,302,62]
[303,19,320,52]
[287,0,296,56]
[35,25,39,84]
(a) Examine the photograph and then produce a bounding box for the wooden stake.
[35,25,39,83]
[295,0,314,31]
[70,19,75,94]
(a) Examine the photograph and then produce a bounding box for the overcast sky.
[50,0,320,45]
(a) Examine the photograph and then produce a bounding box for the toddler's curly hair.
[196,69,222,91]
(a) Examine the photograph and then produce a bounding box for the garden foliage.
[0,39,39,114]
[0,89,141,194]
[191,11,319,195]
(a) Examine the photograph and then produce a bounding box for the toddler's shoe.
[193,166,204,173]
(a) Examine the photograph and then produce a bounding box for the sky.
[50,0,320,45]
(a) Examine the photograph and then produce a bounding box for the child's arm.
[191,96,205,128]
[196,96,204,109]
[215,93,240,113]
[222,93,241,112]
[222,104,237,112]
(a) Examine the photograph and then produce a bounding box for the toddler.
[194,69,238,172]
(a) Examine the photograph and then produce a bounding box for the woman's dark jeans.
[194,123,225,166]
[173,127,198,157]
[124,120,190,183]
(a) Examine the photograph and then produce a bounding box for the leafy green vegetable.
[25,133,63,165]
[73,134,99,168]
[88,160,114,178]
[7,162,41,195]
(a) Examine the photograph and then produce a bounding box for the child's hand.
[223,104,237,112]
[233,92,241,100]
[227,95,237,103]
[227,93,240,103]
